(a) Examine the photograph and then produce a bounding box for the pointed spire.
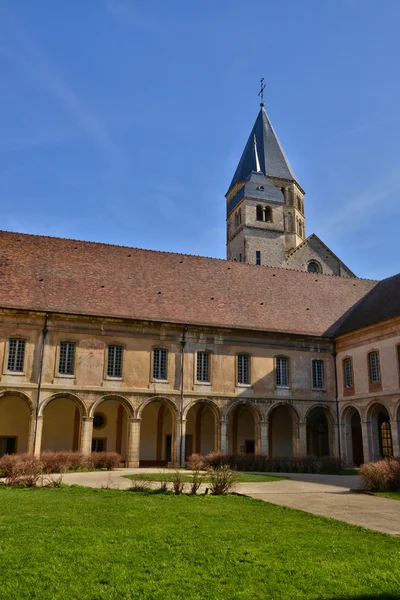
[229,106,298,191]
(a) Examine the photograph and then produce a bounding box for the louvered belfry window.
[107,345,123,378]
[312,359,324,389]
[276,356,289,387]
[153,349,167,380]
[197,352,210,382]
[237,354,250,385]
[7,339,25,372]
[59,342,75,375]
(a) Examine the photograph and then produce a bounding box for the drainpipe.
[33,313,48,455]
[332,348,342,463]
[179,327,188,466]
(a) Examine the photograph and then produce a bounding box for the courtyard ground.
[60,468,400,535]
[0,486,399,600]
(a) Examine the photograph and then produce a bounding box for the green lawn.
[375,492,400,501]
[0,487,399,599]
[124,471,287,483]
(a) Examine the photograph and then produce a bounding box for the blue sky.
[0,0,399,280]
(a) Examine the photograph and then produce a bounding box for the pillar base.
[126,460,140,468]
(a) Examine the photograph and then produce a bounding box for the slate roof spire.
[229,105,298,191]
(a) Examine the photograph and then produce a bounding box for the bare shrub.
[0,454,43,487]
[45,474,64,488]
[360,458,400,493]
[187,454,207,495]
[172,469,185,495]
[129,480,152,493]
[203,451,225,468]
[200,453,342,474]
[186,453,205,471]
[90,452,121,470]
[208,465,239,495]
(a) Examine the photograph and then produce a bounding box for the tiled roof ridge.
[0,230,376,282]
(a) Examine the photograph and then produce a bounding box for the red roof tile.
[0,231,377,337]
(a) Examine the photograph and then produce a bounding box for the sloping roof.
[229,106,297,191]
[0,231,377,337]
[287,234,356,277]
[334,272,400,336]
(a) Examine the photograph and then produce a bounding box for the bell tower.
[226,95,306,267]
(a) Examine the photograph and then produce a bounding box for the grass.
[0,487,399,599]
[124,471,287,483]
[375,492,400,501]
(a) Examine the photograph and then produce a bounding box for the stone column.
[361,421,371,464]
[220,419,228,453]
[260,421,268,456]
[126,418,141,467]
[33,415,43,457]
[179,419,187,466]
[298,422,307,457]
[80,417,94,456]
[391,420,400,458]
[27,414,36,455]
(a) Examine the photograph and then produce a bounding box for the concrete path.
[58,469,400,536]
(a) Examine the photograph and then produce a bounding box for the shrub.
[208,465,239,495]
[202,451,225,468]
[360,458,400,493]
[171,469,185,495]
[0,454,43,487]
[186,455,207,495]
[89,452,121,470]
[186,453,205,471]
[129,480,152,493]
[201,453,342,474]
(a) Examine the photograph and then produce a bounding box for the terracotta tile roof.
[0,230,377,337]
[334,272,400,336]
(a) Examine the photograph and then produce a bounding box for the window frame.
[152,347,168,382]
[58,341,76,377]
[237,353,251,386]
[342,356,354,394]
[106,344,124,379]
[311,358,325,390]
[255,250,261,266]
[5,337,26,374]
[195,351,211,385]
[367,350,381,389]
[275,355,290,388]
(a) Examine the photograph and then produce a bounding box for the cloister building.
[0,102,399,467]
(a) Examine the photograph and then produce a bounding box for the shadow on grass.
[328,595,400,599]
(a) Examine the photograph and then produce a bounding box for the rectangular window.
[107,345,123,378]
[343,358,353,389]
[239,253,242,263]
[7,339,25,372]
[312,359,324,389]
[153,348,167,380]
[368,351,380,383]
[59,342,75,375]
[256,251,261,266]
[196,352,210,383]
[237,354,250,385]
[92,439,106,452]
[276,356,289,387]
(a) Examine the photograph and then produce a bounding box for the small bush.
[0,454,43,487]
[186,453,205,471]
[208,465,239,495]
[90,452,121,470]
[200,453,342,474]
[360,458,400,493]
[171,469,185,495]
[129,480,152,493]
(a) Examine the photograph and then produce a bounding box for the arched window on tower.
[265,206,272,222]
[238,208,242,225]
[307,261,322,274]
[256,205,263,221]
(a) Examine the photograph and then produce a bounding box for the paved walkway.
[59,469,400,536]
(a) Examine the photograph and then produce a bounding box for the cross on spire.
[258,78,266,106]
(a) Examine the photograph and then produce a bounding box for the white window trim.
[54,340,76,379]
[236,353,251,387]
[194,350,212,386]
[4,337,27,375]
[151,347,169,383]
[104,344,124,380]
[311,358,325,391]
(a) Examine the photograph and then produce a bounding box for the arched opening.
[228,404,257,455]
[307,261,321,274]
[306,407,332,457]
[185,402,218,461]
[139,400,176,467]
[0,394,32,456]
[91,398,129,462]
[368,403,393,460]
[269,405,297,458]
[342,406,364,466]
[41,397,82,452]
[256,205,263,221]
[265,206,272,222]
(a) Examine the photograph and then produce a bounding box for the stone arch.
[268,402,299,458]
[89,394,135,419]
[139,396,178,466]
[40,393,87,453]
[0,390,33,455]
[39,392,87,418]
[185,399,220,459]
[137,395,178,419]
[226,400,262,455]
[366,402,393,461]
[89,395,133,460]
[0,390,33,414]
[306,404,335,457]
[341,404,364,466]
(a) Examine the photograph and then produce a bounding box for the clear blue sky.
[0,0,399,280]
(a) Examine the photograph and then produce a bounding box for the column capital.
[82,416,93,423]
[129,417,141,424]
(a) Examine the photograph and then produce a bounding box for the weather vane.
[258,78,266,106]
